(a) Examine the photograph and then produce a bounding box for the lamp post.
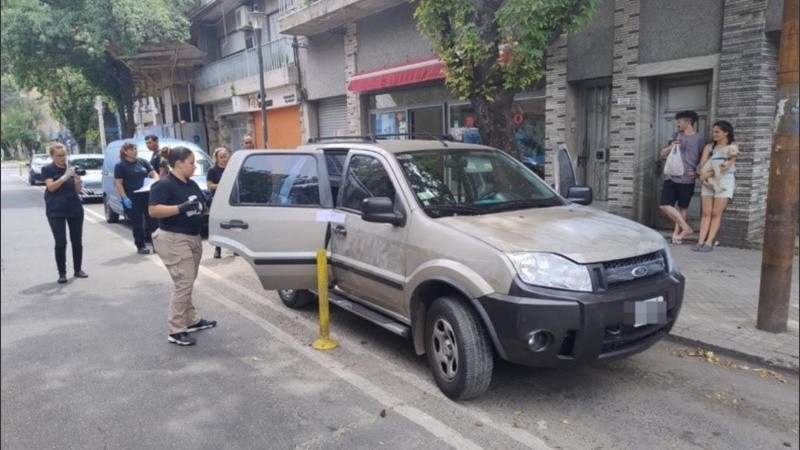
[250,5,269,148]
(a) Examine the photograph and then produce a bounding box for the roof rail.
[307,136,376,144]
[371,133,456,143]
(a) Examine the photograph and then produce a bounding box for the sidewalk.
[666,238,799,373]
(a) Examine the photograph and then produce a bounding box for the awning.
[347,57,444,93]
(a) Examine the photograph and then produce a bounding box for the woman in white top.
[694,120,738,252]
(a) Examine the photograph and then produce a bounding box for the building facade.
[277,0,785,247]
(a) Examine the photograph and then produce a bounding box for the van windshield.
[396,149,565,218]
[138,149,211,176]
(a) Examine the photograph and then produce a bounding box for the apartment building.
[277,0,786,247]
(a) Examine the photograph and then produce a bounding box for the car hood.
[82,171,102,184]
[439,205,666,264]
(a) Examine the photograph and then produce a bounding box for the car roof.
[32,154,51,159]
[69,154,103,159]
[106,137,210,156]
[299,138,492,155]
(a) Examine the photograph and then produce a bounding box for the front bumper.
[80,187,103,200]
[476,272,684,367]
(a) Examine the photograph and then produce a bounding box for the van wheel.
[104,197,119,223]
[425,296,493,400]
[278,289,314,309]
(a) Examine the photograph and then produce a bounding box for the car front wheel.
[277,289,314,309]
[28,171,35,186]
[425,296,493,400]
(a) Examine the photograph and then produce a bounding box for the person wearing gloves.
[114,141,159,254]
[42,142,88,284]
[148,146,217,346]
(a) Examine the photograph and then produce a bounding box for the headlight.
[663,246,681,275]
[506,252,592,292]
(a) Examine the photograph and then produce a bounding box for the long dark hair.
[713,120,735,146]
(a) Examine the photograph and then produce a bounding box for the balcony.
[278,0,407,36]
[194,38,298,105]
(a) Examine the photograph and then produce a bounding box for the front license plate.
[624,296,667,327]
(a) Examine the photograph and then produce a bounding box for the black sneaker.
[168,332,196,346]
[213,247,221,259]
[186,319,217,333]
[137,247,151,255]
[74,270,89,279]
[57,274,67,284]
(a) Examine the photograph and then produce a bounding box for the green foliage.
[1,76,47,157]
[414,0,596,154]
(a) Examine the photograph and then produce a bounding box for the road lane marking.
[198,267,484,450]
[197,266,551,450]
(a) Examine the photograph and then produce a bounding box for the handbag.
[663,144,684,177]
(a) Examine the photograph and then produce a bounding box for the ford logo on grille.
[631,266,649,277]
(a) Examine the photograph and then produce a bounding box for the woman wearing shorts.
[694,120,737,252]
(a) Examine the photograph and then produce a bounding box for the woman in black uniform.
[149,147,217,346]
[114,141,159,254]
[206,147,229,259]
[42,142,88,284]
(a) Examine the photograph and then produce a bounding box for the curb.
[666,334,800,375]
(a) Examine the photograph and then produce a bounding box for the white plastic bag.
[663,144,684,177]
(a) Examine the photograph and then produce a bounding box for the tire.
[104,196,120,223]
[425,296,493,400]
[278,289,314,309]
[28,171,35,186]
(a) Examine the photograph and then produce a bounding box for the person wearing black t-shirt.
[114,141,159,254]
[145,134,161,174]
[206,147,229,259]
[42,142,88,284]
[149,146,217,346]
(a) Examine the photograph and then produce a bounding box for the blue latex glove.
[122,196,133,209]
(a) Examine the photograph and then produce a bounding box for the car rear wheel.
[278,289,315,309]
[28,171,35,186]
[104,197,120,223]
[425,296,493,400]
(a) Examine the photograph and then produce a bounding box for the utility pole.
[94,96,106,151]
[757,0,799,333]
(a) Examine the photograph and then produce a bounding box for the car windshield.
[137,149,211,176]
[396,149,565,218]
[69,157,103,170]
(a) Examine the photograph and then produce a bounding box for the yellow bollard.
[313,249,337,350]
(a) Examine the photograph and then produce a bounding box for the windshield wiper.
[423,204,485,217]
[484,199,554,212]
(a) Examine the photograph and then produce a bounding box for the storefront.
[362,84,546,168]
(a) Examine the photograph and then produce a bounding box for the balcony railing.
[195,37,294,91]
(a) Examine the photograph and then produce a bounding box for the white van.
[101,137,212,223]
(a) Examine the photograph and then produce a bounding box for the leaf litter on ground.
[673,347,787,383]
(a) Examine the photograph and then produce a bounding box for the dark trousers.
[47,213,84,275]
[126,192,157,249]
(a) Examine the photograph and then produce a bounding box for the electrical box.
[234,6,252,31]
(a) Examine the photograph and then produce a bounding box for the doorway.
[578,80,612,204]
[653,73,712,230]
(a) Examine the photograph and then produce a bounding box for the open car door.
[209,149,333,290]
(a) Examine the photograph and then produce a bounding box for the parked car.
[209,137,684,400]
[101,137,211,223]
[68,154,104,202]
[28,154,52,185]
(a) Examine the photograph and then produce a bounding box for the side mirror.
[361,197,405,226]
[566,186,593,205]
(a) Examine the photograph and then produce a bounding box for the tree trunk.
[469,91,519,160]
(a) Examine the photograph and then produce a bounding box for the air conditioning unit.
[234,6,252,31]
[231,96,249,112]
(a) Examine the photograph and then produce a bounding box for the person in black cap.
[149,146,217,346]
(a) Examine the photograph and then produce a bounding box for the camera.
[72,166,87,176]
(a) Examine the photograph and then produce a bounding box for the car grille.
[599,251,666,288]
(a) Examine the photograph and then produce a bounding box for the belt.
[159,225,201,236]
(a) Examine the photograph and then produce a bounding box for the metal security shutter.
[318,96,348,138]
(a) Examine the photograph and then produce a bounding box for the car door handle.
[333,225,347,237]
[220,220,249,230]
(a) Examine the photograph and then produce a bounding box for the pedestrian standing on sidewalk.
[42,142,88,284]
[242,135,255,149]
[206,147,230,259]
[693,120,738,252]
[658,110,705,244]
[114,141,159,254]
[149,146,217,346]
[145,134,162,173]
